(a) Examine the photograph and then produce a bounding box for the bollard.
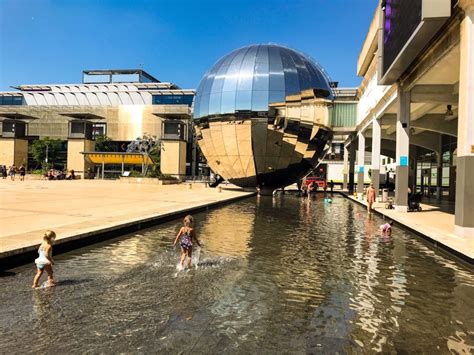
[217,186,222,193]
[187,183,192,190]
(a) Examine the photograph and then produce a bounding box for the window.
[92,123,107,138]
[152,94,193,106]
[0,96,23,105]
[163,122,186,140]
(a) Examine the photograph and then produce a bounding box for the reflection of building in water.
[199,203,255,257]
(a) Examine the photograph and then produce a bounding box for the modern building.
[193,44,335,194]
[0,69,195,178]
[346,0,474,238]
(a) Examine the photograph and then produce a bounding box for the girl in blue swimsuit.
[173,215,201,270]
[32,230,56,288]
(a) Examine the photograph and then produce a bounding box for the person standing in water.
[366,183,376,214]
[32,230,56,288]
[173,215,201,270]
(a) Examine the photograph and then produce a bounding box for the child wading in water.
[32,230,56,288]
[173,215,201,270]
[380,221,393,236]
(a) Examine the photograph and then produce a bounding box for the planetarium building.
[193,44,335,193]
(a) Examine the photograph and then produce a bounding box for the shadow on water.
[0,271,16,278]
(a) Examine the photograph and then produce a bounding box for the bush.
[31,137,63,169]
[95,135,116,152]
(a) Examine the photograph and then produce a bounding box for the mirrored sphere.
[194,44,334,193]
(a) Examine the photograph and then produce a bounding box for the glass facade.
[193,44,334,119]
[0,96,23,105]
[152,94,193,106]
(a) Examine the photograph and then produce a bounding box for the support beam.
[357,132,365,194]
[371,118,381,198]
[342,145,349,190]
[436,135,443,200]
[455,1,474,237]
[395,87,410,211]
[348,143,356,194]
[411,84,459,104]
[376,130,441,155]
[381,113,458,137]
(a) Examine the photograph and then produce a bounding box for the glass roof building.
[194,44,334,119]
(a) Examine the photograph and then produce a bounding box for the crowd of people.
[1,164,76,181]
[1,164,26,181]
[44,169,76,180]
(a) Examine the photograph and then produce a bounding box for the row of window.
[0,96,23,105]
[152,94,193,106]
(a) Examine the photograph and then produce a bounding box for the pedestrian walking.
[366,183,376,213]
[19,165,26,181]
[9,165,16,181]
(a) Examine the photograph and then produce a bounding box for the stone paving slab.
[346,194,474,263]
[0,180,255,259]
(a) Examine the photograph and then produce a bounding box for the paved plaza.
[0,179,253,258]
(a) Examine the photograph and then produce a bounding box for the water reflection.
[0,195,473,353]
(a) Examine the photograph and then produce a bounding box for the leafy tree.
[127,134,161,176]
[95,135,115,152]
[31,137,63,169]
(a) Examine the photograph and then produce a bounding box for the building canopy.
[82,152,154,165]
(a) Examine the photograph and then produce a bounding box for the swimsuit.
[180,231,193,250]
[35,245,51,269]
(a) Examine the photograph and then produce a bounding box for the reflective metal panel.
[193,44,334,191]
[194,44,333,118]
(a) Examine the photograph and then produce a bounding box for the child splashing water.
[173,215,201,270]
[32,230,56,288]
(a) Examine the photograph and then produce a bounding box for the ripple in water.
[0,194,473,353]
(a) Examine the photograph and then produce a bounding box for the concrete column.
[342,145,349,190]
[409,146,417,192]
[455,1,474,237]
[436,135,443,200]
[395,87,410,211]
[357,132,365,194]
[348,143,356,193]
[449,149,456,201]
[371,118,381,199]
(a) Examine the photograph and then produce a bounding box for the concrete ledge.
[118,177,180,185]
[338,191,474,266]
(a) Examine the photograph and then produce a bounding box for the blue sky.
[0,0,377,91]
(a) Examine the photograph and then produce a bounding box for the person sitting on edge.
[366,183,376,213]
[173,215,201,270]
[32,230,56,288]
[66,169,75,180]
[380,221,393,235]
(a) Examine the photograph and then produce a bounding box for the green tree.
[94,135,115,152]
[31,137,63,169]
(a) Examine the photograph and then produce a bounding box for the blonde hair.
[183,215,193,227]
[43,230,56,244]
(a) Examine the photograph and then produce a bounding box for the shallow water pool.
[1,194,473,353]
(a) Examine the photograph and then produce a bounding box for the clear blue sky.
[0,0,377,91]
